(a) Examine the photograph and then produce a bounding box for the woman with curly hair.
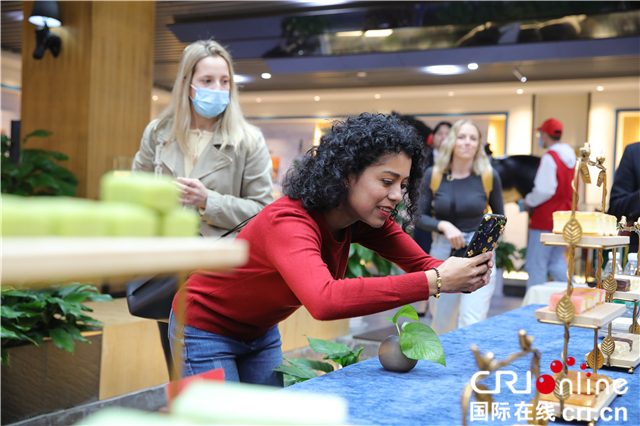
[169,113,494,386]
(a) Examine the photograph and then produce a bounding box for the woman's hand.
[438,221,466,249]
[433,252,494,295]
[175,177,208,208]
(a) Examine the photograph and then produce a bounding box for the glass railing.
[262,10,640,58]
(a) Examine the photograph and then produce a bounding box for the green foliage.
[1,284,113,366]
[385,304,446,366]
[494,239,522,273]
[273,336,364,387]
[1,130,78,196]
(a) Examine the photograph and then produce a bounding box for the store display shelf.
[540,233,629,249]
[584,333,640,373]
[613,287,640,301]
[1,237,248,286]
[534,303,626,328]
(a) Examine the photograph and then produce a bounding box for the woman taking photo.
[169,113,494,386]
[132,40,274,238]
[416,119,504,335]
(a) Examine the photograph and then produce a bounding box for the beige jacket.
[132,118,274,239]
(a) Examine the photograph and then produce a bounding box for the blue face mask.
[537,134,544,148]
[190,85,230,119]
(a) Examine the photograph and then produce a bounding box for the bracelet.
[432,267,442,298]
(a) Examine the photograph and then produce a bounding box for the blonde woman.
[416,119,504,334]
[132,40,274,238]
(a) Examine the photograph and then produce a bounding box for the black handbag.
[126,274,178,322]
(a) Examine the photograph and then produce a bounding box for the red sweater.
[530,150,575,231]
[173,197,443,340]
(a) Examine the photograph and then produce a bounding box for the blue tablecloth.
[282,305,639,425]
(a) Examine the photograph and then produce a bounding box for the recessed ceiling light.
[336,31,363,37]
[364,29,393,37]
[261,73,272,79]
[152,95,158,101]
[597,86,604,91]
[357,71,367,78]
[422,65,466,75]
[448,91,454,97]
[314,96,320,101]
[374,94,381,99]
[234,74,250,83]
[516,89,524,94]
[467,63,478,70]
[256,98,262,103]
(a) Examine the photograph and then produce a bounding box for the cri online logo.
[471,355,628,396]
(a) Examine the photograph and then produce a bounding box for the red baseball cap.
[537,118,563,137]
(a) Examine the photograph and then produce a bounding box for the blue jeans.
[525,229,568,289]
[168,310,284,387]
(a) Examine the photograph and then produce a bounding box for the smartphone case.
[451,214,507,258]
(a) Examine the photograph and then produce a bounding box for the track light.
[513,68,527,83]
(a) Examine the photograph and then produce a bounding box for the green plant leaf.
[399,322,446,366]
[306,336,351,358]
[50,327,75,352]
[386,304,420,326]
[347,258,365,278]
[29,173,59,190]
[272,364,317,379]
[1,324,37,344]
[61,324,90,343]
[285,357,334,373]
[1,348,9,366]
[1,305,41,318]
[23,129,52,141]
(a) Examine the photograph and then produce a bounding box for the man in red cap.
[523,118,576,288]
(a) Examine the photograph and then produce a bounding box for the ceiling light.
[335,31,363,37]
[512,68,527,83]
[448,92,454,97]
[261,73,272,79]
[364,29,393,37]
[516,89,524,94]
[256,98,262,103]
[152,95,158,101]
[467,63,478,70]
[597,86,604,91]
[357,71,367,78]
[422,65,466,75]
[314,96,320,101]
[374,94,381,99]
[233,74,250,83]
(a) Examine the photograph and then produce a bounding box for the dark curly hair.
[282,112,426,231]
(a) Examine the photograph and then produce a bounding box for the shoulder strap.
[481,168,493,214]
[430,169,443,195]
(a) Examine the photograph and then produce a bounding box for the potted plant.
[378,305,445,372]
[1,284,112,423]
[1,130,78,196]
[273,336,364,387]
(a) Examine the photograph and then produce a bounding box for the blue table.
[283,305,639,425]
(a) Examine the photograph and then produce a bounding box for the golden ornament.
[555,294,575,324]
[562,217,582,245]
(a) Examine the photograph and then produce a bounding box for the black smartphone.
[450,214,508,259]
